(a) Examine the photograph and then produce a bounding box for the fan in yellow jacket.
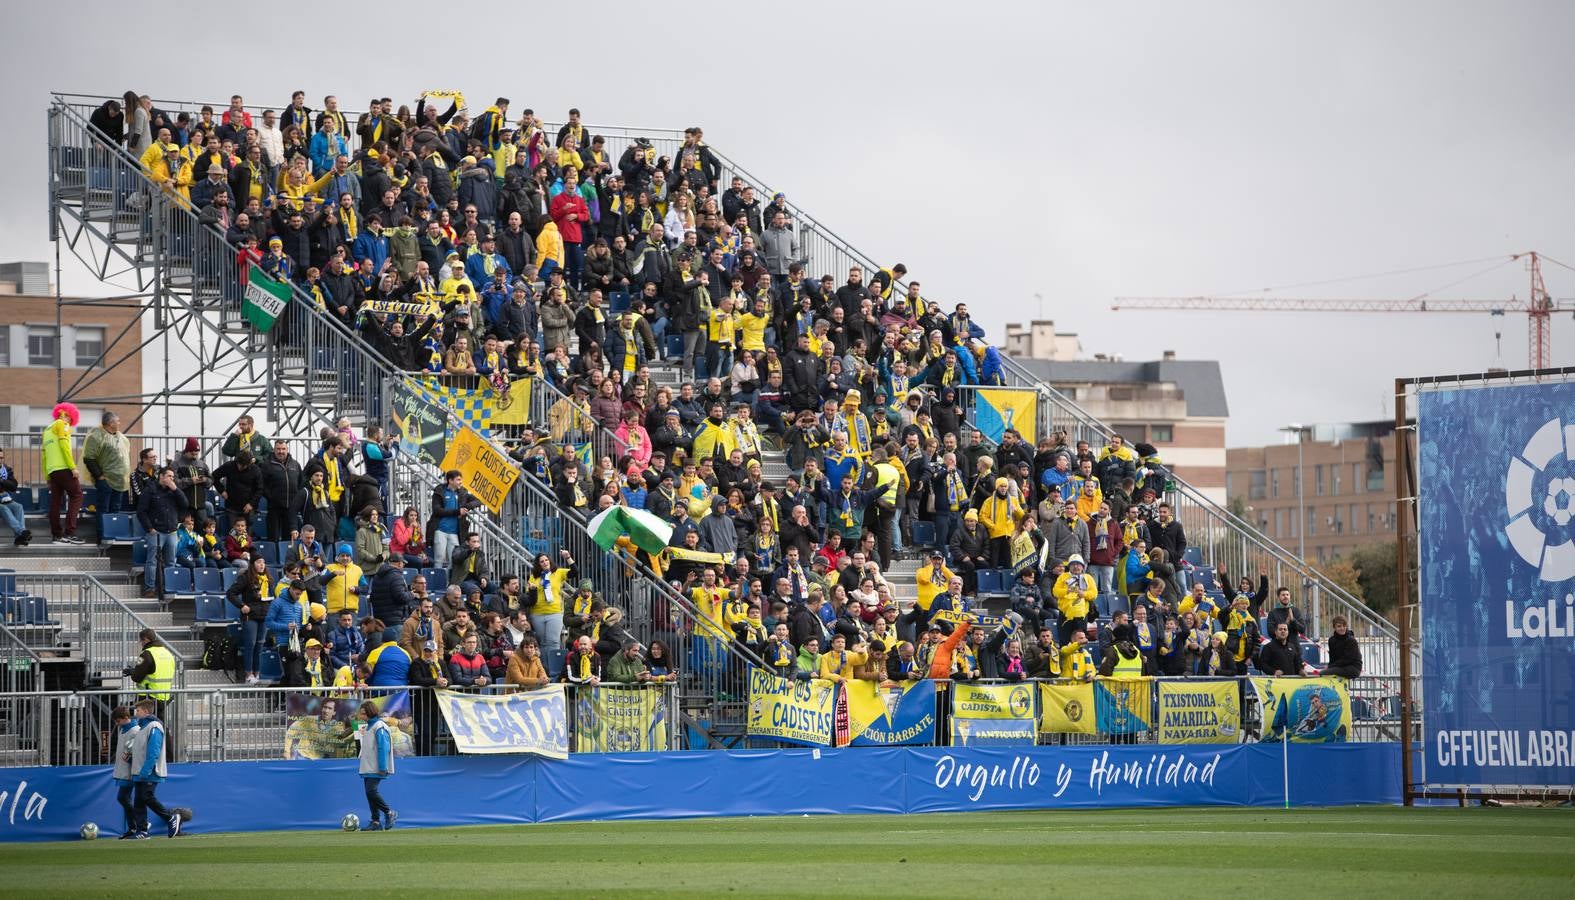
[691,410,738,462]
[1074,479,1103,523]
[914,553,955,612]
[534,220,565,272]
[975,478,1023,539]
[1053,554,1098,626]
[816,634,867,681]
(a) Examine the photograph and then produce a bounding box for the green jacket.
[605,652,648,685]
[81,427,132,490]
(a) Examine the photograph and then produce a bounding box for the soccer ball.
[79,822,98,840]
[341,813,360,832]
[1543,476,1575,526]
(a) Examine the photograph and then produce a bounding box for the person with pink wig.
[43,402,85,543]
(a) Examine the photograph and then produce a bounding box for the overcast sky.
[3,1,1571,445]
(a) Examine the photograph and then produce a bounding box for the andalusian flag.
[588,505,673,556]
[243,264,291,332]
[975,388,1037,444]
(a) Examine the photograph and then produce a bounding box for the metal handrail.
[989,356,1399,642]
[14,572,187,678]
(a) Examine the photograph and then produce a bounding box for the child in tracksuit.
[111,706,140,838]
[355,700,397,831]
[129,698,183,838]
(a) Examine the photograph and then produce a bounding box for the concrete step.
[5,555,115,574]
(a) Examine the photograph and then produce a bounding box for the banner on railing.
[440,425,521,514]
[845,679,938,746]
[573,685,670,753]
[389,382,448,467]
[974,388,1038,445]
[746,667,837,746]
[243,264,290,333]
[1039,682,1096,734]
[1251,676,1350,743]
[1157,681,1242,744]
[1095,678,1154,736]
[949,682,1036,745]
[414,375,494,437]
[436,687,568,758]
[283,691,413,760]
[491,377,534,427]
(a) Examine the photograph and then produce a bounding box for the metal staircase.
[48,96,764,728]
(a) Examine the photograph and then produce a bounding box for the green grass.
[3,807,1573,897]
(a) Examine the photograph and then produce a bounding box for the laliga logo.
[1503,416,1575,638]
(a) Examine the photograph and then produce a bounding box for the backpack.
[201,630,236,674]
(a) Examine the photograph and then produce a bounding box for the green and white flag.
[587,505,673,557]
[243,264,291,332]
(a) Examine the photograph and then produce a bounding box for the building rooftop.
[1012,357,1230,419]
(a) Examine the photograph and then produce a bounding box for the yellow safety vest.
[139,645,176,702]
[1110,649,1144,679]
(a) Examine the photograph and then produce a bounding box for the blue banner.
[848,680,939,746]
[0,744,1399,842]
[1419,384,1575,787]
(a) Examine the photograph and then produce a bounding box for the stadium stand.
[0,90,1385,761]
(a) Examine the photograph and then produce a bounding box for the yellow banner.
[950,683,1035,720]
[1251,676,1352,743]
[360,297,441,319]
[745,667,837,746]
[1157,681,1241,744]
[439,425,520,514]
[492,376,533,427]
[572,686,669,753]
[1038,682,1097,734]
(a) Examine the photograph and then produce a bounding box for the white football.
[79,822,99,840]
[341,813,360,832]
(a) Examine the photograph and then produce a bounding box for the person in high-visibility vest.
[124,628,176,760]
[43,401,85,543]
[868,448,902,570]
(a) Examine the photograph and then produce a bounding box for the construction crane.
[1113,251,1572,369]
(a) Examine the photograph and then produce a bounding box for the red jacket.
[549,191,590,244]
[1087,517,1124,567]
[448,650,488,686]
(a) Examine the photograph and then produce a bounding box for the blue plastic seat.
[23,596,58,626]
[101,513,136,542]
[1182,547,1203,566]
[0,569,16,597]
[193,568,225,595]
[910,520,937,547]
[258,648,283,682]
[221,567,239,590]
[1189,566,1216,591]
[1301,642,1323,668]
[131,540,148,566]
[163,567,195,596]
[422,568,448,594]
[194,594,236,624]
[255,541,280,566]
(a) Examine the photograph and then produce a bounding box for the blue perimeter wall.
[0,743,1399,842]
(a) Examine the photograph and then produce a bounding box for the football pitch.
[3,806,1572,897]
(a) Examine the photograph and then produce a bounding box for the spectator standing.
[1265,586,1307,639]
[43,402,85,543]
[135,467,190,599]
[81,411,131,541]
[259,440,304,545]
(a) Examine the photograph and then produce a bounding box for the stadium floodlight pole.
[1279,423,1313,577]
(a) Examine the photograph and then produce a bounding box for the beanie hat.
[183,437,200,454]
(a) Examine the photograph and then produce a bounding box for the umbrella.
[587,505,673,557]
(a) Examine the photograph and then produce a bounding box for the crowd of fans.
[59,91,1365,708]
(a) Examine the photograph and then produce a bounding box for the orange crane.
[1112,251,1571,369]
